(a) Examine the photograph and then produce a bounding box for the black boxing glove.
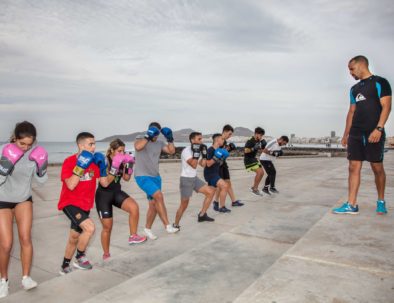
[200,144,208,159]
[227,142,236,152]
[191,144,201,159]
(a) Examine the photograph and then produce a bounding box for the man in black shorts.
[212,125,243,211]
[333,55,392,215]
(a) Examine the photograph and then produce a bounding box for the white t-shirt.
[260,139,281,161]
[181,146,197,177]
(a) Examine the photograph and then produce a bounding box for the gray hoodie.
[0,144,48,203]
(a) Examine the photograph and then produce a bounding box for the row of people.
[0,121,286,298]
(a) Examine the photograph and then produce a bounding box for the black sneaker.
[270,187,279,194]
[172,223,181,230]
[198,212,215,222]
[262,187,271,195]
[213,201,219,211]
[219,206,231,213]
[232,200,244,207]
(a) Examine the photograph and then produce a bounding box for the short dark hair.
[222,124,234,133]
[280,135,289,143]
[254,127,265,135]
[149,122,161,130]
[349,55,369,66]
[11,121,37,142]
[212,133,222,142]
[76,132,95,144]
[189,132,202,142]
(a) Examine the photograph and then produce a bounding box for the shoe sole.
[22,284,38,291]
[73,262,93,270]
[376,212,387,215]
[129,238,147,245]
[332,211,359,215]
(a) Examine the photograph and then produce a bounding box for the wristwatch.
[376,126,384,132]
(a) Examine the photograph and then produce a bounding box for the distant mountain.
[99,127,254,142]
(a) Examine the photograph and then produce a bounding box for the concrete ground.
[2,153,394,303]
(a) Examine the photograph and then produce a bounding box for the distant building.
[330,131,336,138]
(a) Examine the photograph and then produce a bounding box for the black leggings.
[260,160,276,188]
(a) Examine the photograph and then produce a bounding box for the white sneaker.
[166,224,179,233]
[144,228,158,240]
[21,276,38,290]
[0,278,9,299]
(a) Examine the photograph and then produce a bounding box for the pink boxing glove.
[29,146,48,177]
[123,153,135,175]
[0,143,24,176]
[109,153,125,176]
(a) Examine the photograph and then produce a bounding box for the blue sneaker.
[219,206,231,213]
[213,201,219,212]
[376,200,387,215]
[332,202,359,214]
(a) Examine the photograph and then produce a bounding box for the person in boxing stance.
[173,132,215,229]
[0,121,48,298]
[134,122,179,240]
[95,139,146,261]
[58,132,111,275]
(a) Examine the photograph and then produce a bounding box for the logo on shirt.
[355,93,366,102]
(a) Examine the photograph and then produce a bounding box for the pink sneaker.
[103,253,111,261]
[128,234,147,244]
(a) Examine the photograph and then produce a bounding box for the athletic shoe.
[198,212,215,222]
[269,187,279,194]
[251,188,263,196]
[219,206,231,213]
[232,200,244,207]
[102,253,111,261]
[332,202,359,214]
[172,223,181,230]
[262,187,271,195]
[59,266,73,275]
[129,234,147,244]
[73,255,93,270]
[166,224,179,233]
[0,279,9,299]
[376,200,387,215]
[21,276,38,290]
[144,228,158,240]
[213,201,219,211]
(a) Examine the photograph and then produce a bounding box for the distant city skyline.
[1,1,393,141]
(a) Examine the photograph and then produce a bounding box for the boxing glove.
[109,153,125,176]
[260,139,267,149]
[161,127,174,143]
[227,142,236,152]
[144,127,160,141]
[253,141,262,151]
[93,152,107,177]
[213,148,229,163]
[200,144,208,159]
[123,153,135,175]
[0,143,24,176]
[191,144,201,159]
[73,151,94,177]
[29,146,48,177]
[271,150,283,157]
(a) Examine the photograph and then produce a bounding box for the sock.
[76,249,85,259]
[62,258,71,269]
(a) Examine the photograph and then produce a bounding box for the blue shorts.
[135,176,162,201]
[204,175,221,188]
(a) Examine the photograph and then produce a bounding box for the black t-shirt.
[97,157,123,192]
[219,140,229,168]
[244,137,258,165]
[203,146,220,179]
[350,75,391,133]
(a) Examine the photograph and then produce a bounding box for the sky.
[1,0,393,141]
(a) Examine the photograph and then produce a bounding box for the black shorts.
[95,189,129,219]
[63,205,90,233]
[347,130,385,162]
[0,196,33,209]
[219,163,230,180]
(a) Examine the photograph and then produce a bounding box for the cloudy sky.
[1,0,393,141]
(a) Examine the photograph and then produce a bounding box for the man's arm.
[341,104,356,147]
[134,138,149,151]
[187,158,198,169]
[369,96,392,143]
[162,142,176,155]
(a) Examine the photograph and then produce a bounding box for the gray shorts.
[180,176,206,199]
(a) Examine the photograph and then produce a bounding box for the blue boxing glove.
[161,127,174,143]
[213,148,229,163]
[93,152,108,177]
[73,150,94,177]
[144,127,160,141]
